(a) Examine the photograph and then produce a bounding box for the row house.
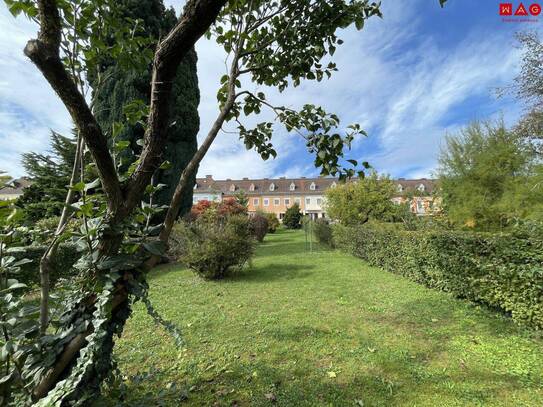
[193,175,438,220]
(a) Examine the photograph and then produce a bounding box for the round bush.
[250,213,268,242]
[171,214,254,279]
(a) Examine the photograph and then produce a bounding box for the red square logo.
[500,3,513,15]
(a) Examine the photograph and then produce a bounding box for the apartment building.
[193,175,437,220]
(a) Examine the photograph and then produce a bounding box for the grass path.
[97,229,543,406]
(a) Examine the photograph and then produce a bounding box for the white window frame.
[310,182,316,191]
[316,198,322,206]
[284,198,290,206]
[263,198,269,206]
[253,198,259,206]
[295,198,301,205]
[290,182,296,191]
[306,198,311,205]
[274,198,280,206]
[269,183,275,191]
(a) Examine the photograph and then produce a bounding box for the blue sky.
[0,0,541,180]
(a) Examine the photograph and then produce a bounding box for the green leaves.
[3,0,38,18]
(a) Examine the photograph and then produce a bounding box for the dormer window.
[229,184,236,192]
[194,183,198,189]
[310,182,316,191]
[289,182,296,191]
[417,184,425,192]
[330,182,337,189]
[249,183,255,191]
[269,183,276,191]
[397,184,403,193]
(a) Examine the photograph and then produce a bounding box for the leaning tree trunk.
[23,1,227,404]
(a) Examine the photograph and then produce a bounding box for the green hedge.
[12,244,80,287]
[332,224,543,330]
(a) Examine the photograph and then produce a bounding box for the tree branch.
[24,0,123,214]
[125,0,227,215]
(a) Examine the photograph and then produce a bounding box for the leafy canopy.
[208,0,381,179]
[325,172,397,225]
[437,120,542,230]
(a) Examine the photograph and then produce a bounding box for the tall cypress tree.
[92,0,199,218]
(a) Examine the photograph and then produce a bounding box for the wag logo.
[499,2,542,17]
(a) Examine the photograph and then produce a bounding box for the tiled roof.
[194,175,435,196]
[0,177,32,196]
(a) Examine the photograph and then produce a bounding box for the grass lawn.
[96,229,543,406]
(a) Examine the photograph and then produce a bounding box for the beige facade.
[193,176,437,220]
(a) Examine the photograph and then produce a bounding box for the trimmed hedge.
[12,244,80,287]
[332,224,543,330]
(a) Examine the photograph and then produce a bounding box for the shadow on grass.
[94,352,537,407]
[231,263,315,283]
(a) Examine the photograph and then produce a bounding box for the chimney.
[243,177,249,180]
[398,177,405,180]
[205,175,213,179]
[301,177,306,179]
[280,176,286,179]
[226,178,231,181]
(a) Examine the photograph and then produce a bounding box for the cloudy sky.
[0,0,540,180]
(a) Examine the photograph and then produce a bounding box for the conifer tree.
[91,0,199,218]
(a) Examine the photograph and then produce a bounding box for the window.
[269,183,275,191]
[417,200,425,212]
[274,198,280,206]
[310,182,316,190]
[316,198,322,206]
[417,184,425,192]
[330,182,337,188]
[263,198,269,206]
[279,213,285,220]
[290,182,296,191]
[295,198,301,205]
[249,183,255,191]
[397,184,403,193]
[284,198,290,206]
[253,198,259,206]
[306,198,311,205]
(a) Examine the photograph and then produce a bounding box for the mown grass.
[96,229,543,406]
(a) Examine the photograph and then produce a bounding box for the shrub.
[264,212,280,233]
[283,203,302,229]
[332,224,543,330]
[313,218,334,247]
[190,198,248,221]
[217,197,248,217]
[171,214,254,279]
[250,213,268,242]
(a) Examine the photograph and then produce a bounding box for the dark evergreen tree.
[18,131,77,221]
[91,0,199,218]
[283,203,303,229]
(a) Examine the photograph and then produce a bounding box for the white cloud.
[0,0,531,181]
[0,6,71,177]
